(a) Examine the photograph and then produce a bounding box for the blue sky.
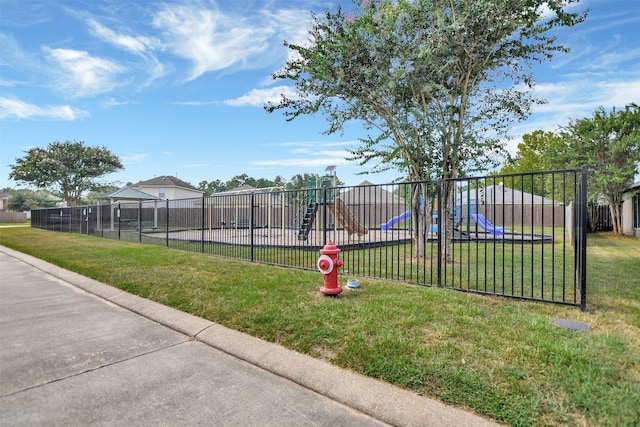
[1,0,639,190]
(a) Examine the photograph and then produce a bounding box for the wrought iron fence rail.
[30,169,587,310]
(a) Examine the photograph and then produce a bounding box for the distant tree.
[9,141,123,207]
[273,175,287,188]
[199,175,290,195]
[286,173,344,190]
[7,189,58,211]
[266,0,585,259]
[555,104,640,236]
[497,130,565,197]
[225,174,253,189]
[199,179,226,194]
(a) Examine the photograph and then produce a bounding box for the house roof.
[623,181,640,193]
[459,184,560,205]
[134,175,201,192]
[339,181,405,205]
[95,187,159,201]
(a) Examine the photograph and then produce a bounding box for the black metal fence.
[31,168,588,309]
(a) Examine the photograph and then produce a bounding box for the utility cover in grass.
[555,318,591,331]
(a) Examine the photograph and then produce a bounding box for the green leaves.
[266,0,585,183]
[503,104,639,235]
[9,140,123,206]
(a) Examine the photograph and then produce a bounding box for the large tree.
[9,140,123,207]
[266,0,585,259]
[555,104,640,236]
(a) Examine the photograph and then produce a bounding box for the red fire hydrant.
[317,240,344,296]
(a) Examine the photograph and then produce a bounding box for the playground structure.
[74,174,564,250]
[296,174,368,242]
[191,177,557,247]
[31,167,588,310]
[375,184,556,243]
[469,213,507,236]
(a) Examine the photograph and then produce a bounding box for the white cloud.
[101,97,135,108]
[120,153,148,164]
[532,78,640,119]
[169,100,220,106]
[262,8,314,54]
[153,4,272,81]
[249,157,351,168]
[86,18,166,87]
[268,141,353,148]
[0,96,89,120]
[87,18,158,55]
[44,47,126,97]
[505,76,640,156]
[182,163,210,168]
[0,78,17,87]
[248,139,353,168]
[224,86,298,107]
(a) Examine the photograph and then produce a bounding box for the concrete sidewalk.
[0,246,499,426]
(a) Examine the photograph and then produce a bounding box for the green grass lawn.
[1,227,638,426]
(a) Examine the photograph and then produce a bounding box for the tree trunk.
[609,201,623,236]
[440,179,456,264]
[411,182,430,259]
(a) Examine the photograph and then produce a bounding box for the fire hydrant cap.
[320,240,341,255]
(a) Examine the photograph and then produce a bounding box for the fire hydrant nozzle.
[318,240,343,295]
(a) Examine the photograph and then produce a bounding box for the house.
[622,181,640,237]
[131,176,204,200]
[337,181,407,228]
[457,183,564,228]
[458,183,560,206]
[0,192,10,211]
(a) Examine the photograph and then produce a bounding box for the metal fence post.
[436,178,442,287]
[323,187,328,246]
[138,201,142,243]
[579,165,588,311]
[250,193,255,262]
[201,196,205,253]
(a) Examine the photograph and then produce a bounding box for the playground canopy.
[95,187,159,204]
[210,185,286,207]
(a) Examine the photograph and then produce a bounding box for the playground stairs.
[298,202,319,241]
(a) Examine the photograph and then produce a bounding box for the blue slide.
[380,210,410,231]
[470,213,507,236]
